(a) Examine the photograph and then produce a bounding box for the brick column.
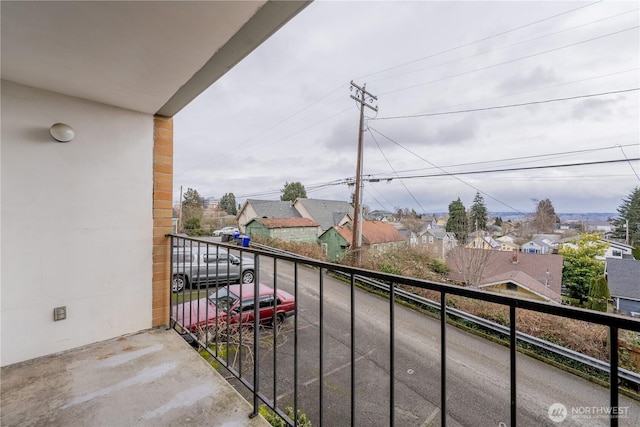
[152,116,173,327]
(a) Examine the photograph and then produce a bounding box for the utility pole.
[350,81,377,264]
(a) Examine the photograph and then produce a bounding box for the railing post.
[250,255,261,418]
[610,326,619,427]
[440,291,446,427]
[294,262,299,427]
[320,268,325,427]
[350,272,356,427]
[389,281,395,427]
[510,305,517,427]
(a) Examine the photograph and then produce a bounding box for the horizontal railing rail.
[168,235,640,427]
[331,270,640,387]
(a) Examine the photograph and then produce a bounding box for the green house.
[245,217,320,243]
[319,220,407,262]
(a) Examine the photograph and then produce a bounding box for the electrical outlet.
[53,306,66,321]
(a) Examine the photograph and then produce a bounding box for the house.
[413,228,458,258]
[236,199,301,233]
[319,221,406,262]
[605,258,640,316]
[600,239,635,260]
[520,234,561,254]
[1,0,308,367]
[446,248,563,303]
[245,217,320,243]
[466,231,500,250]
[293,198,353,234]
[237,197,353,237]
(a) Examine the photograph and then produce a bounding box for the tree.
[448,247,494,287]
[446,198,468,242]
[611,187,640,247]
[494,216,503,227]
[280,181,307,202]
[182,188,203,233]
[219,193,237,215]
[559,234,607,302]
[532,198,560,233]
[469,191,488,231]
[587,275,610,312]
[402,217,424,236]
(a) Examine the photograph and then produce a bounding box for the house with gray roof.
[293,198,353,234]
[413,228,457,258]
[447,248,563,303]
[605,258,640,316]
[236,199,301,233]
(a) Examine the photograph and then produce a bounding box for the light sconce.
[49,123,75,143]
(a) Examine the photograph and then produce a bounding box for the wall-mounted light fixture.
[49,123,75,143]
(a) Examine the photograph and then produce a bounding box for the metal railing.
[169,235,640,427]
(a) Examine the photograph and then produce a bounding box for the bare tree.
[448,247,494,287]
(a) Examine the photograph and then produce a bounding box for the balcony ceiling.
[0,1,308,117]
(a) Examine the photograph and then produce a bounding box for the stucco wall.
[1,81,153,366]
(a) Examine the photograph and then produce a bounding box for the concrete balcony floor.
[1,328,269,426]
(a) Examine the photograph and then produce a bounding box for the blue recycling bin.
[241,236,251,247]
[233,231,240,240]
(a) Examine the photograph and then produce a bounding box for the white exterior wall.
[1,81,153,366]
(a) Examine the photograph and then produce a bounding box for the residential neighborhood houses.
[221,197,638,314]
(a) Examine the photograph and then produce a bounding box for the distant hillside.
[489,212,616,222]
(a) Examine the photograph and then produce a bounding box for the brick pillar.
[152,116,173,327]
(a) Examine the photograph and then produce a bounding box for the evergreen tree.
[446,197,468,242]
[219,193,237,215]
[280,181,307,202]
[469,191,488,231]
[587,275,610,312]
[182,188,204,233]
[611,187,640,247]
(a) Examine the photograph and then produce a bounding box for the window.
[429,236,434,243]
[259,296,275,308]
[506,283,518,291]
[422,236,427,243]
[241,302,254,312]
[173,252,190,263]
[612,250,622,258]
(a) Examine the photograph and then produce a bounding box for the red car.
[174,283,295,333]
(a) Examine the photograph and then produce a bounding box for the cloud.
[497,66,560,93]
[571,97,619,120]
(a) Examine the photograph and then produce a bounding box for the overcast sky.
[174,0,639,215]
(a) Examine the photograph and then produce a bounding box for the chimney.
[512,249,519,264]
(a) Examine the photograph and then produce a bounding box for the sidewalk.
[1,328,270,426]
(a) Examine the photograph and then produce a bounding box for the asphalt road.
[201,246,639,426]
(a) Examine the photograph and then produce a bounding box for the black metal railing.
[168,234,640,427]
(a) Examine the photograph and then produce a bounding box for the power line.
[367,143,640,177]
[617,145,640,182]
[365,158,640,181]
[373,88,640,120]
[357,0,604,81]
[368,128,428,213]
[367,127,526,214]
[367,7,639,86]
[379,25,639,96]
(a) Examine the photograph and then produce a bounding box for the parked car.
[212,226,239,237]
[172,246,255,292]
[175,283,296,332]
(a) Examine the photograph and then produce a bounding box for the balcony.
[3,234,638,426]
[168,235,640,426]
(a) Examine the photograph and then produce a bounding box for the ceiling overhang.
[1,1,310,117]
